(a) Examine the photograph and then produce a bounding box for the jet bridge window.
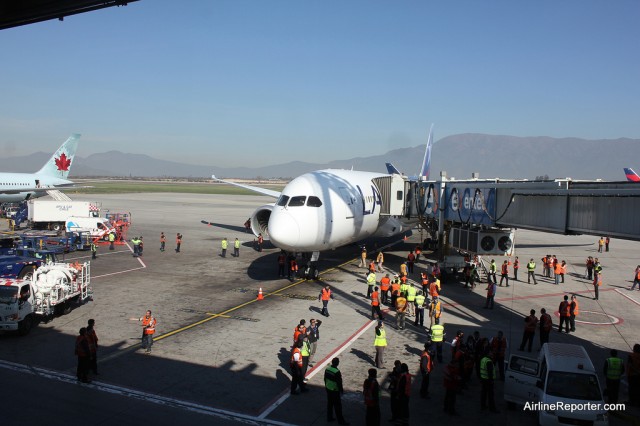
[306,196,322,207]
[276,195,290,207]
[288,196,306,207]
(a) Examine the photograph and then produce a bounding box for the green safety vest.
[415,294,426,307]
[132,238,140,245]
[367,273,376,285]
[374,328,387,347]
[431,325,444,342]
[234,240,240,248]
[480,356,496,380]
[91,243,96,252]
[490,263,497,272]
[406,286,417,302]
[527,262,536,271]
[221,240,228,249]
[109,233,115,242]
[606,357,623,380]
[301,340,310,357]
[325,366,340,391]
[400,283,408,294]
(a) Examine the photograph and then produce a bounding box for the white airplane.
[0,134,80,203]
[212,127,434,276]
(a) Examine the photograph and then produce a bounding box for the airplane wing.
[211,175,281,198]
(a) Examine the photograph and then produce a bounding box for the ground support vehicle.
[26,200,100,231]
[0,262,91,335]
[0,255,43,279]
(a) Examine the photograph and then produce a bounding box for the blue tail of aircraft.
[36,134,81,179]
[385,162,402,175]
[418,124,434,180]
[624,167,640,182]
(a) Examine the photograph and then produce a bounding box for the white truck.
[65,216,115,240]
[0,262,91,335]
[27,200,100,231]
[504,342,609,426]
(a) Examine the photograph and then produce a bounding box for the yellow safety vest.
[374,328,387,347]
[480,356,496,380]
[431,325,444,342]
[406,286,416,302]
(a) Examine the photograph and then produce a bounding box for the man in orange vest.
[407,251,416,274]
[379,274,391,305]
[513,256,520,281]
[554,261,563,285]
[593,273,602,300]
[75,327,91,383]
[290,341,307,395]
[363,368,380,426]
[319,285,334,317]
[499,260,510,287]
[569,295,579,332]
[390,276,401,308]
[489,331,507,381]
[539,308,553,347]
[175,233,182,252]
[518,309,538,352]
[139,310,157,354]
[397,363,411,424]
[371,286,383,320]
[419,342,433,398]
[558,295,570,333]
[86,319,99,376]
[632,265,640,291]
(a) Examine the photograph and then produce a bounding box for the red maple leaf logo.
[55,153,72,171]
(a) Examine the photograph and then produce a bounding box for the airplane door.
[339,187,357,219]
[504,354,540,406]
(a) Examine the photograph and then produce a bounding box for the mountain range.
[0,134,637,181]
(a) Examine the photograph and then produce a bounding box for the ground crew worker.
[484,280,496,309]
[443,357,461,415]
[632,265,640,291]
[414,291,426,327]
[131,236,141,257]
[429,296,441,330]
[560,260,567,283]
[519,309,538,352]
[527,258,537,284]
[390,276,401,307]
[539,308,552,347]
[489,331,507,381]
[277,251,286,277]
[374,321,387,369]
[554,261,563,285]
[363,368,380,426]
[395,291,407,330]
[558,295,570,333]
[256,233,263,252]
[569,294,579,332]
[429,275,440,298]
[307,319,322,365]
[598,236,604,253]
[407,251,415,274]
[376,251,384,272]
[160,232,166,251]
[319,285,334,317]
[499,260,509,287]
[594,258,603,278]
[513,256,520,281]
[366,271,376,299]
[233,238,240,257]
[420,342,433,398]
[399,278,409,297]
[371,286,383,320]
[139,310,157,354]
[541,255,549,277]
[138,236,144,255]
[489,259,497,283]
[86,319,99,375]
[399,262,407,277]
[300,334,311,378]
[397,363,411,424]
[421,271,430,293]
[379,274,391,305]
[406,284,416,317]
[604,349,625,404]
[175,233,182,252]
[628,344,640,407]
[480,349,499,413]
[75,327,91,383]
[593,273,602,300]
[290,256,299,279]
[290,341,306,395]
[431,323,445,362]
[359,247,367,268]
[90,241,97,259]
[221,237,228,257]
[108,232,115,250]
[415,245,422,262]
[324,358,348,425]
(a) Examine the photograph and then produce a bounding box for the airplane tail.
[36,134,81,179]
[386,162,401,175]
[624,167,640,182]
[418,124,434,180]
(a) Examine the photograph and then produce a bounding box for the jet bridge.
[374,174,640,242]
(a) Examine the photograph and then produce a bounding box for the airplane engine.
[250,204,275,239]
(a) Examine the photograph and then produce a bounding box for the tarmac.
[1,192,639,426]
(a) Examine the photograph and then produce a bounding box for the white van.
[504,343,608,426]
[65,216,115,239]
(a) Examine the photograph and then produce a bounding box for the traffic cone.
[257,287,264,300]
[403,235,408,241]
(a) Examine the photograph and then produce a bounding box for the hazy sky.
[1,0,638,167]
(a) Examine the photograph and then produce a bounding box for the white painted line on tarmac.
[614,288,640,307]
[257,318,377,420]
[0,359,294,426]
[91,242,147,279]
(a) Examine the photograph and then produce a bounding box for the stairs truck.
[0,262,91,335]
[25,200,101,231]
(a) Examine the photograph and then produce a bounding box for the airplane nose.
[268,209,300,250]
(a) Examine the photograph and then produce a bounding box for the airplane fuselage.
[265,169,412,252]
[0,173,73,203]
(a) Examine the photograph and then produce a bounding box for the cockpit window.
[288,196,306,207]
[307,196,322,207]
[276,195,290,207]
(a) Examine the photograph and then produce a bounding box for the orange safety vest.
[408,253,415,262]
[595,276,603,286]
[391,282,400,296]
[540,313,552,331]
[321,288,332,301]
[571,300,579,316]
[400,275,407,284]
[514,259,520,269]
[636,270,640,280]
[363,378,378,407]
[501,264,508,274]
[420,350,433,374]
[400,372,411,396]
[380,277,391,291]
[290,347,302,367]
[415,247,421,255]
[371,291,380,306]
[429,282,439,297]
[559,301,570,317]
[554,263,563,275]
[144,317,157,335]
[290,260,298,271]
[160,235,166,243]
[525,315,537,332]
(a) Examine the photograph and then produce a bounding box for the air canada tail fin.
[624,168,640,182]
[386,162,402,175]
[36,134,81,179]
[418,124,434,180]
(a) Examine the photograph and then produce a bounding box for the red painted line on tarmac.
[256,316,377,419]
